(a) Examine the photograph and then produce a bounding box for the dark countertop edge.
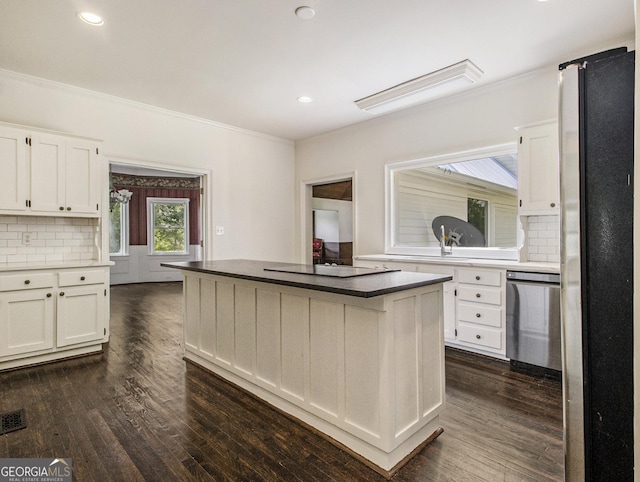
[161,262,452,299]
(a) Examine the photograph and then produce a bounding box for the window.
[386,143,519,259]
[147,198,190,255]
[109,202,129,256]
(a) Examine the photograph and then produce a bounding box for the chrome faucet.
[440,224,452,257]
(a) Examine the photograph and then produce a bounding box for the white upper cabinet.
[0,127,29,212]
[30,133,66,213]
[516,121,559,215]
[0,124,102,217]
[30,134,100,215]
[65,141,100,214]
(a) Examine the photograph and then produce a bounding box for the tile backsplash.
[0,215,98,264]
[525,214,560,263]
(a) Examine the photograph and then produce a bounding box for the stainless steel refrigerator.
[559,48,634,481]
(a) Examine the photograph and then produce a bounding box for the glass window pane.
[109,203,122,254]
[154,228,185,252]
[467,198,488,239]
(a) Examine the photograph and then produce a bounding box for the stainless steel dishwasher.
[506,271,561,373]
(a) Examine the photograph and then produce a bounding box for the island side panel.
[344,305,382,438]
[308,298,342,420]
[255,289,281,388]
[280,293,308,402]
[179,270,445,473]
[421,290,445,418]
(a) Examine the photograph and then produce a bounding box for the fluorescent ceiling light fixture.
[355,59,483,114]
[77,12,104,26]
[297,96,313,103]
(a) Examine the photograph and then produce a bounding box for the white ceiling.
[0,1,634,141]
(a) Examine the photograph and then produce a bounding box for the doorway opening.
[310,179,353,266]
[108,160,208,284]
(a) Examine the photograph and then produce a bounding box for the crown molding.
[0,68,294,146]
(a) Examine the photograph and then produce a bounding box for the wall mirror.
[385,143,520,260]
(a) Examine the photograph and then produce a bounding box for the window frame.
[109,201,129,257]
[147,197,190,256]
[385,143,519,260]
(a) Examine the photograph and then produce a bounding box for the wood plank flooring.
[0,282,563,481]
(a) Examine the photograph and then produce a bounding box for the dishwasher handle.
[506,271,560,284]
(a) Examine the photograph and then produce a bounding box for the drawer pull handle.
[66,207,71,211]
[476,313,481,318]
[46,293,52,298]
[81,276,86,281]
[24,279,30,285]
[476,334,481,340]
[475,275,481,280]
[59,292,65,297]
[476,293,481,298]
[551,202,556,208]
[59,206,64,211]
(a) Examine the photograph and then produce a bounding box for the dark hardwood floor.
[0,282,563,481]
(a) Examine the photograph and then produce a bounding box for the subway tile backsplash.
[525,214,560,263]
[0,215,97,264]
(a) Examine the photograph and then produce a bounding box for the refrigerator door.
[560,49,634,481]
[558,63,584,482]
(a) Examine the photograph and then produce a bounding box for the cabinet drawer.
[457,285,502,305]
[457,323,503,350]
[457,269,502,287]
[58,270,105,287]
[0,273,55,292]
[458,302,502,328]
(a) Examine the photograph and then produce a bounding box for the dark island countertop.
[162,259,452,298]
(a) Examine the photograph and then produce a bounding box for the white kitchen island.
[163,259,451,478]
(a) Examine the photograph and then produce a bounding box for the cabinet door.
[517,122,559,215]
[0,289,55,357]
[65,140,100,214]
[30,134,66,213]
[0,127,29,212]
[56,284,106,347]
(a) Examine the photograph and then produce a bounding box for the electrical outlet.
[215,226,224,235]
[22,232,32,245]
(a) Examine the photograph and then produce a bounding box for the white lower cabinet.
[0,288,55,357]
[0,266,109,369]
[454,268,505,355]
[57,284,106,347]
[355,258,506,358]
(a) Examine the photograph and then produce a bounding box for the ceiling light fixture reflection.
[297,96,313,103]
[355,59,483,115]
[77,12,104,26]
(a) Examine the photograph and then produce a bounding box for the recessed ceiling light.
[295,6,315,19]
[297,96,313,103]
[77,12,104,26]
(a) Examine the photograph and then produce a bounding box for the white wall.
[0,69,296,264]
[295,67,560,261]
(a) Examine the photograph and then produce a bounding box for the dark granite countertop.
[161,259,452,298]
